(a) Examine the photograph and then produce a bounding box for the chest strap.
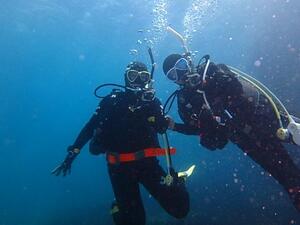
[106,147,176,164]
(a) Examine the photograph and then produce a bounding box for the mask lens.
[139,71,151,83]
[127,70,139,82]
[166,68,178,81]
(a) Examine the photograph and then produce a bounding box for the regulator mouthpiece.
[288,121,300,146]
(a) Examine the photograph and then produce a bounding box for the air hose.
[229,66,300,145]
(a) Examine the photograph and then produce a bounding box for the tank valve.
[288,122,300,146]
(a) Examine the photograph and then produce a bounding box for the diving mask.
[166,58,191,82]
[126,70,151,84]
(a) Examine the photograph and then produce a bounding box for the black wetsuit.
[70,90,189,225]
[172,62,300,211]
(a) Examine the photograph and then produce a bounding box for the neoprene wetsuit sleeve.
[71,98,108,149]
[173,123,202,135]
[71,112,99,149]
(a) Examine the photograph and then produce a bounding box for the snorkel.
[167,27,190,54]
[167,26,211,85]
[148,47,156,80]
[138,47,156,101]
[167,27,194,73]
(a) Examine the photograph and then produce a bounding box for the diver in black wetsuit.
[163,53,300,212]
[52,61,189,225]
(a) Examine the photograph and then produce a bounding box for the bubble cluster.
[183,0,218,43]
[150,0,169,45]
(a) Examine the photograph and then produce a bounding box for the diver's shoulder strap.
[99,90,124,109]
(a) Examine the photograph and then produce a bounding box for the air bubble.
[254,60,261,67]
[129,49,138,55]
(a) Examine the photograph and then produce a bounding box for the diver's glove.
[200,126,228,151]
[51,146,80,176]
[198,108,218,130]
[166,115,175,130]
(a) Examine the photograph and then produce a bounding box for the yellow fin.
[110,205,119,215]
[178,165,196,179]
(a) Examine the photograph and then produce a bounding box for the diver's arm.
[71,96,110,150]
[71,111,100,150]
[52,101,105,176]
[172,122,201,135]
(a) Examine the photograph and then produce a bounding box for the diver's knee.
[172,202,190,219]
[166,191,190,219]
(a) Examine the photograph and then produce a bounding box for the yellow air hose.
[228,66,292,140]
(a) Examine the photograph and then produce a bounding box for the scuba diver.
[162,27,300,212]
[52,56,190,225]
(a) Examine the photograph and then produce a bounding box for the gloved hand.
[165,115,175,130]
[51,146,79,176]
[200,126,228,151]
[198,109,218,129]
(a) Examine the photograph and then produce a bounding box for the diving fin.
[178,165,196,179]
[291,115,300,123]
[288,121,300,146]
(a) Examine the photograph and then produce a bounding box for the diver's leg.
[139,158,190,219]
[237,138,300,211]
[108,164,145,225]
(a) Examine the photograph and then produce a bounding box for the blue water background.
[1,0,300,224]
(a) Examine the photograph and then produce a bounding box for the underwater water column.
[151,0,170,44]
[183,0,218,43]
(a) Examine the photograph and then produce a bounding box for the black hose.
[163,90,178,115]
[94,83,126,98]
